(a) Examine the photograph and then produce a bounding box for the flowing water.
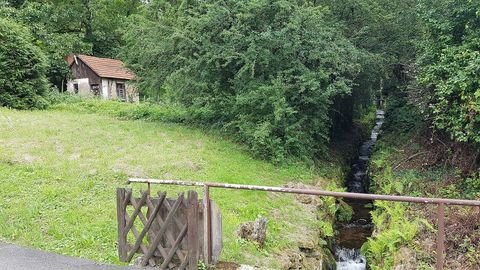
[334,110,385,270]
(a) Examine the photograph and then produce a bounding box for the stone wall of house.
[101,78,139,102]
[126,82,139,103]
[66,78,91,96]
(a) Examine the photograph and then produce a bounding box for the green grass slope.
[0,106,341,267]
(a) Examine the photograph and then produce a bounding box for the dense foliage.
[1,0,479,158]
[0,17,48,109]
[122,0,377,161]
[1,0,142,89]
[416,0,480,144]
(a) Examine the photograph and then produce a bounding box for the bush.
[416,0,480,144]
[45,90,85,105]
[121,0,371,162]
[0,17,49,109]
[463,175,480,199]
[384,94,424,136]
[419,46,480,143]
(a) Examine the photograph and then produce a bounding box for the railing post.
[116,188,128,262]
[203,184,212,265]
[187,191,199,270]
[436,203,445,270]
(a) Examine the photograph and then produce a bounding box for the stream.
[334,109,385,270]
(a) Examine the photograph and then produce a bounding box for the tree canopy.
[122,0,378,160]
[0,0,479,159]
[0,17,48,109]
[416,0,480,144]
[1,0,143,89]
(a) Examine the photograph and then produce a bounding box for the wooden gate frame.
[116,188,200,269]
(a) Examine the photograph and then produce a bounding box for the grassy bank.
[0,102,344,268]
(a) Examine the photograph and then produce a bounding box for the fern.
[362,201,420,269]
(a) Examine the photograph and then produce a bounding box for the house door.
[116,83,126,101]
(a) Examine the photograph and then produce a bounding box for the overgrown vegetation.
[362,201,425,269]
[416,0,480,144]
[48,92,188,124]
[0,17,48,109]
[364,149,433,269]
[364,97,480,269]
[121,0,380,162]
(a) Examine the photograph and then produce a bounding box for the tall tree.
[14,1,92,89]
[0,17,49,109]
[2,0,144,88]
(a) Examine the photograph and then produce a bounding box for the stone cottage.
[66,54,139,102]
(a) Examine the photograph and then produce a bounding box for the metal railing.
[127,178,480,270]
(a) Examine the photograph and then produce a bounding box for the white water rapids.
[335,248,367,270]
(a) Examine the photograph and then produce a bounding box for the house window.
[74,83,79,94]
[116,83,126,101]
[91,84,100,96]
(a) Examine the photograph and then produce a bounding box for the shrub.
[0,17,49,109]
[416,0,480,144]
[384,95,424,137]
[121,0,370,161]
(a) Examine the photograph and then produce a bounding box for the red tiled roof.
[69,54,135,80]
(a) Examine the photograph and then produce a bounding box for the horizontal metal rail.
[127,177,480,270]
[128,178,480,206]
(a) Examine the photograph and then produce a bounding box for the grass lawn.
[0,105,343,268]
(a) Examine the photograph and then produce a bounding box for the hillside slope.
[0,107,343,268]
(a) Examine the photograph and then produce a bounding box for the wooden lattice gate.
[116,188,220,269]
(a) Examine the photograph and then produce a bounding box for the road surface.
[0,242,140,270]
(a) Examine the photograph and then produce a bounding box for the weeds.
[362,199,426,269]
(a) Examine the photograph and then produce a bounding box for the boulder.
[237,217,268,247]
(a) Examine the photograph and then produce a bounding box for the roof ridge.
[70,54,135,80]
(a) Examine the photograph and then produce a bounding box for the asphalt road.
[0,242,137,270]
